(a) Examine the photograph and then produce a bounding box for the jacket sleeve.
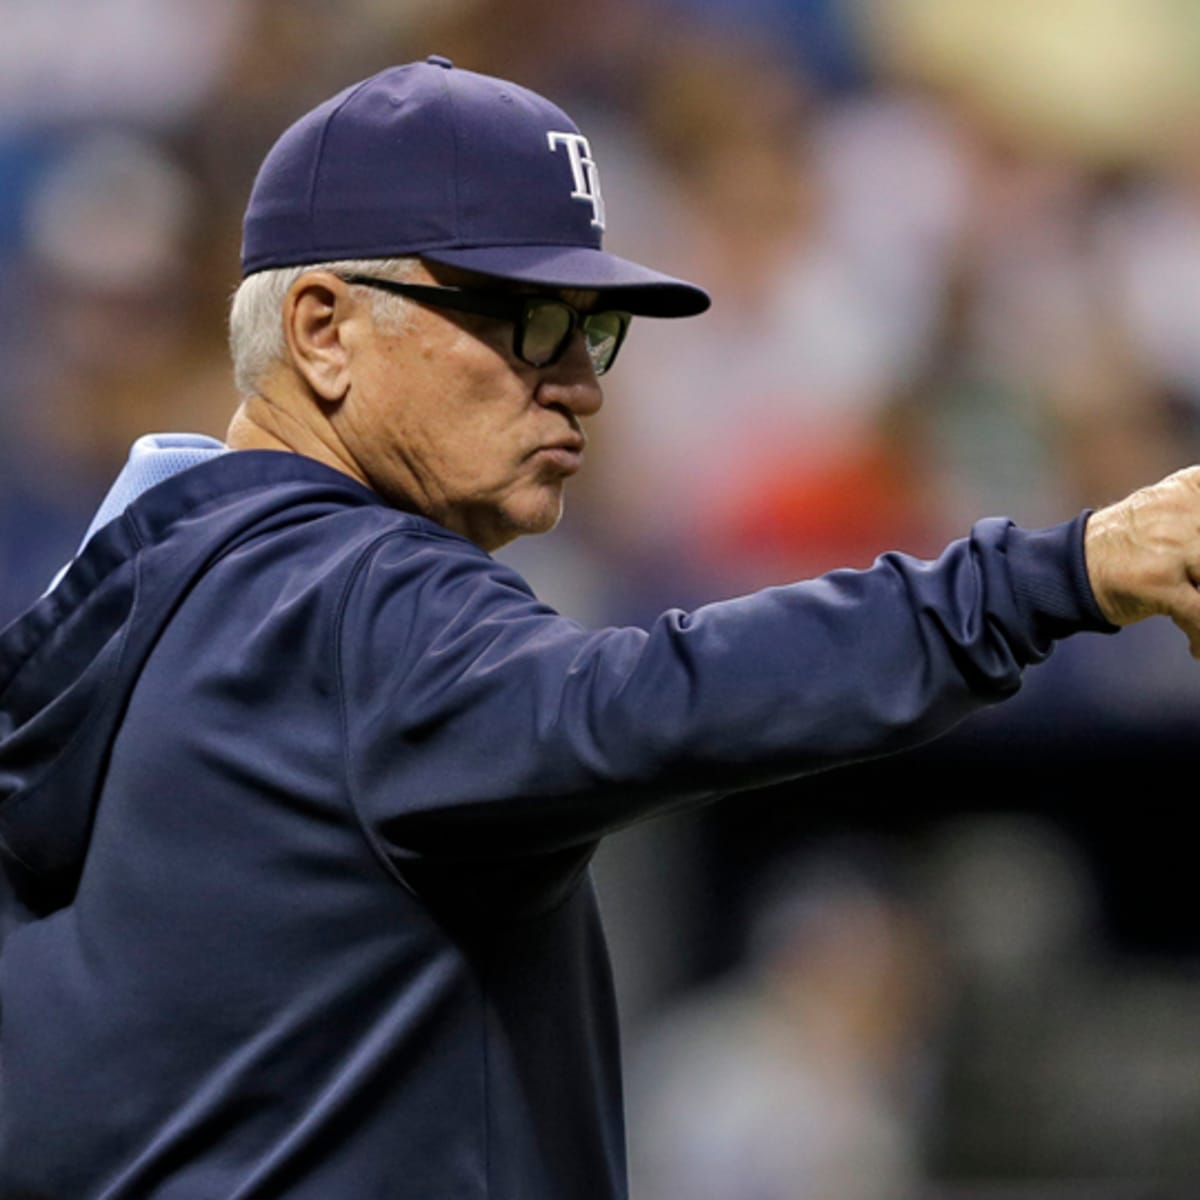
[335,514,1113,860]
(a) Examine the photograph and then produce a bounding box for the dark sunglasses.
[338,274,632,376]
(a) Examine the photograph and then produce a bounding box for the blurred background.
[4,1,1200,1195]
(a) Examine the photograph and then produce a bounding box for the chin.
[488,495,565,550]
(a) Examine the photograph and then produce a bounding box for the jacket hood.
[0,447,382,928]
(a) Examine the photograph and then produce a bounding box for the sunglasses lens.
[517,299,630,374]
[520,300,574,366]
[583,312,629,375]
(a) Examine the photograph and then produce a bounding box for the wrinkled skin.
[1085,465,1200,656]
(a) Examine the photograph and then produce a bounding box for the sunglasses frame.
[337,273,631,375]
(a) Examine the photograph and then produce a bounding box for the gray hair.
[228,257,420,397]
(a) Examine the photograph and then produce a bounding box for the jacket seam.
[332,527,486,895]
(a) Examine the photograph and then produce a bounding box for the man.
[1,56,1199,1200]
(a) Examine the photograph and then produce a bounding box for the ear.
[282,272,356,404]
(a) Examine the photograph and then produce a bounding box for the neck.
[225,389,370,493]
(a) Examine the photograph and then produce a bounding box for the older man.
[2,56,1200,1200]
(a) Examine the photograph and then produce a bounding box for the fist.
[1085,465,1200,656]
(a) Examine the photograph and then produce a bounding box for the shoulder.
[335,521,546,663]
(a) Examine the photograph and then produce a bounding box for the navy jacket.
[0,449,1112,1198]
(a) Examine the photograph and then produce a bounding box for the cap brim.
[420,244,710,318]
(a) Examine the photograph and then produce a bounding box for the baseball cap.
[241,56,710,318]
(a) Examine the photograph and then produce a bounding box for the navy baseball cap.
[241,56,710,318]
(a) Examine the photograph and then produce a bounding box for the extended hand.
[1085,466,1200,656]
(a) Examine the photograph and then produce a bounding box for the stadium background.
[3,1,1200,1194]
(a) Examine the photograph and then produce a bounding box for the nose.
[535,331,604,418]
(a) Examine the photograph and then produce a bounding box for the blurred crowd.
[4,0,1200,1193]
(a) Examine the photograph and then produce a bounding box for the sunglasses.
[338,274,632,376]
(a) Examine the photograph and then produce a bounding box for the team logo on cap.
[547,132,606,231]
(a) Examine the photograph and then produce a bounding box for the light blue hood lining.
[77,434,230,556]
[47,434,229,594]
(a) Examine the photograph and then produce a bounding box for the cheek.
[359,324,537,492]
[437,353,533,457]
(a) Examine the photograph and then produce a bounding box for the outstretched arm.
[340,514,1106,859]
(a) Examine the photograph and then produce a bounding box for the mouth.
[532,442,585,475]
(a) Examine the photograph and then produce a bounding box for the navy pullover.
[0,447,1112,1198]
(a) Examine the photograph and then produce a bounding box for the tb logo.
[547,131,606,230]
